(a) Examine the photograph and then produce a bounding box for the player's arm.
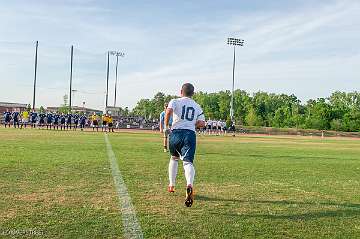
[164,100,174,130]
[159,113,164,132]
[164,108,173,130]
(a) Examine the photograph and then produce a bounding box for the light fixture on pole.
[227,37,244,123]
[110,51,125,107]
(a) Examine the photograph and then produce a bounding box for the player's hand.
[163,126,171,136]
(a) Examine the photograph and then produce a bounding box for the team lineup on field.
[3,108,230,134]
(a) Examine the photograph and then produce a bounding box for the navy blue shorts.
[169,129,196,163]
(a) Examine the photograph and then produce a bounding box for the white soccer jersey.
[168,97,205,132]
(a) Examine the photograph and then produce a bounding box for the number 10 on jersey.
[181,106,195,121]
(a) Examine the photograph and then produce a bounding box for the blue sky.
[0,0,359,110]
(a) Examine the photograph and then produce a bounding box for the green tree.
[245,107,263,126]
[39,106,45,113]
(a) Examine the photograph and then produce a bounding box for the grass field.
[0,128,359,238]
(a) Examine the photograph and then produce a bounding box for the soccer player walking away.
[79,113,87,131]
[60,113,66,130]
[3,109,11,128]
[164,83,205,207]
[30,110,38,128]
[159,103,173,152]
[46,111,53,130]
[12,110,20,128]
[90,112,99,132]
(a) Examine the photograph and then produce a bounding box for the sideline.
[104,133,143,239]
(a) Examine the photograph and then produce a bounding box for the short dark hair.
[182,83,195,97]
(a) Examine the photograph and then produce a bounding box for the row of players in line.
[3,110,115,132]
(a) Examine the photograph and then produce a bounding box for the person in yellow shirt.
[108,114,114,132]
[21,110,29,128]
[102,113,108,132]
[90,112,99,132]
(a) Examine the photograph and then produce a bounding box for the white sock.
[183,161,195,187]
[168,158,178,187]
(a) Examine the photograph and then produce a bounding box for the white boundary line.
[104,134,143,239]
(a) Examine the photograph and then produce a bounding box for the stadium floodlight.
[227,37,244,123]
[110,51,125,107]
[227,38,244,46]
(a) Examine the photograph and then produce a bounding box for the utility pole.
[69,45,74,112]
[110,51,125,107]
[32,41,39,110]
[227,37,244,122]
[105,51,110,108]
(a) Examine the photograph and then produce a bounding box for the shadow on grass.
[246,153,339,161]
[196,195,360,219]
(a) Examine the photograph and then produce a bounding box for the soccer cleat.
[184,186,194,207]
[163,148,168,153]
[167,186,175,193]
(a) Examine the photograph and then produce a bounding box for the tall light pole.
[69,45,74,112]
[227,37,244,123]
[110,51,125,107]
[105,51,110,108]
[32,41,39,110]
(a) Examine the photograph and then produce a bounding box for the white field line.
[104,134,143,239]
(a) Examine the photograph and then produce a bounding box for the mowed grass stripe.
[0,128,123,238]
[104,133,143,239]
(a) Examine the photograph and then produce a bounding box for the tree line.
[130,90,360,132]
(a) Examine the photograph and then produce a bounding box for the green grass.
[1,128,359,238]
